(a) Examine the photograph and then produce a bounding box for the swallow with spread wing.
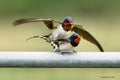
[13,16,104,52]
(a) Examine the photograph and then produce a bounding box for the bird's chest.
[59,30,69,38]
[52,25,70,39]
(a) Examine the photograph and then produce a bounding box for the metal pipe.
[0,52,119,68]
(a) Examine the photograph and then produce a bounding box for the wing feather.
[72,24,104,52]
[13,18,61,29]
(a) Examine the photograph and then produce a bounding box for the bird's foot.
[73,50,77,53]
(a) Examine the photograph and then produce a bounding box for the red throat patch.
[74,36,81,43]
[63,23,72,31]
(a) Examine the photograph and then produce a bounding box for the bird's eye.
[66,21,69,23]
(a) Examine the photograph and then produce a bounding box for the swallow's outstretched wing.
[13,18,61,29]
[72,24,104,52]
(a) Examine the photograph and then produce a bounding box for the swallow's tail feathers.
[50,41,60,52]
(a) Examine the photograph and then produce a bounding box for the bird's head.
[69,33,81,47]
[62,16,73,31]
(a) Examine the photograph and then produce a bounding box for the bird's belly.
[58,32,69,39]
[51,30,69,40]
[59,43,74,51]
[51,25,70,40]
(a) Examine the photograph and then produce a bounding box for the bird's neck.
[70,42,79,47]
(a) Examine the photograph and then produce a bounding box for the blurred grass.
[0,0,120,51]
[0,68,120,80]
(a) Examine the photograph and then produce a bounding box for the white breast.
[59,42,74,51]
[51,25,70,40]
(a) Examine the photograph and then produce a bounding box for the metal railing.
[0,52,120,68]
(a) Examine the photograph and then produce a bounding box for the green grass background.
[0,68,120,80]
[0,0,120,80]
[0,0,120,51]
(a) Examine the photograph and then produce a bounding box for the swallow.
[50,33,80,52]
[13,16,104,52]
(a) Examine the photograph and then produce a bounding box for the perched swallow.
[50,33,80,52]
[13,17,104,52]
